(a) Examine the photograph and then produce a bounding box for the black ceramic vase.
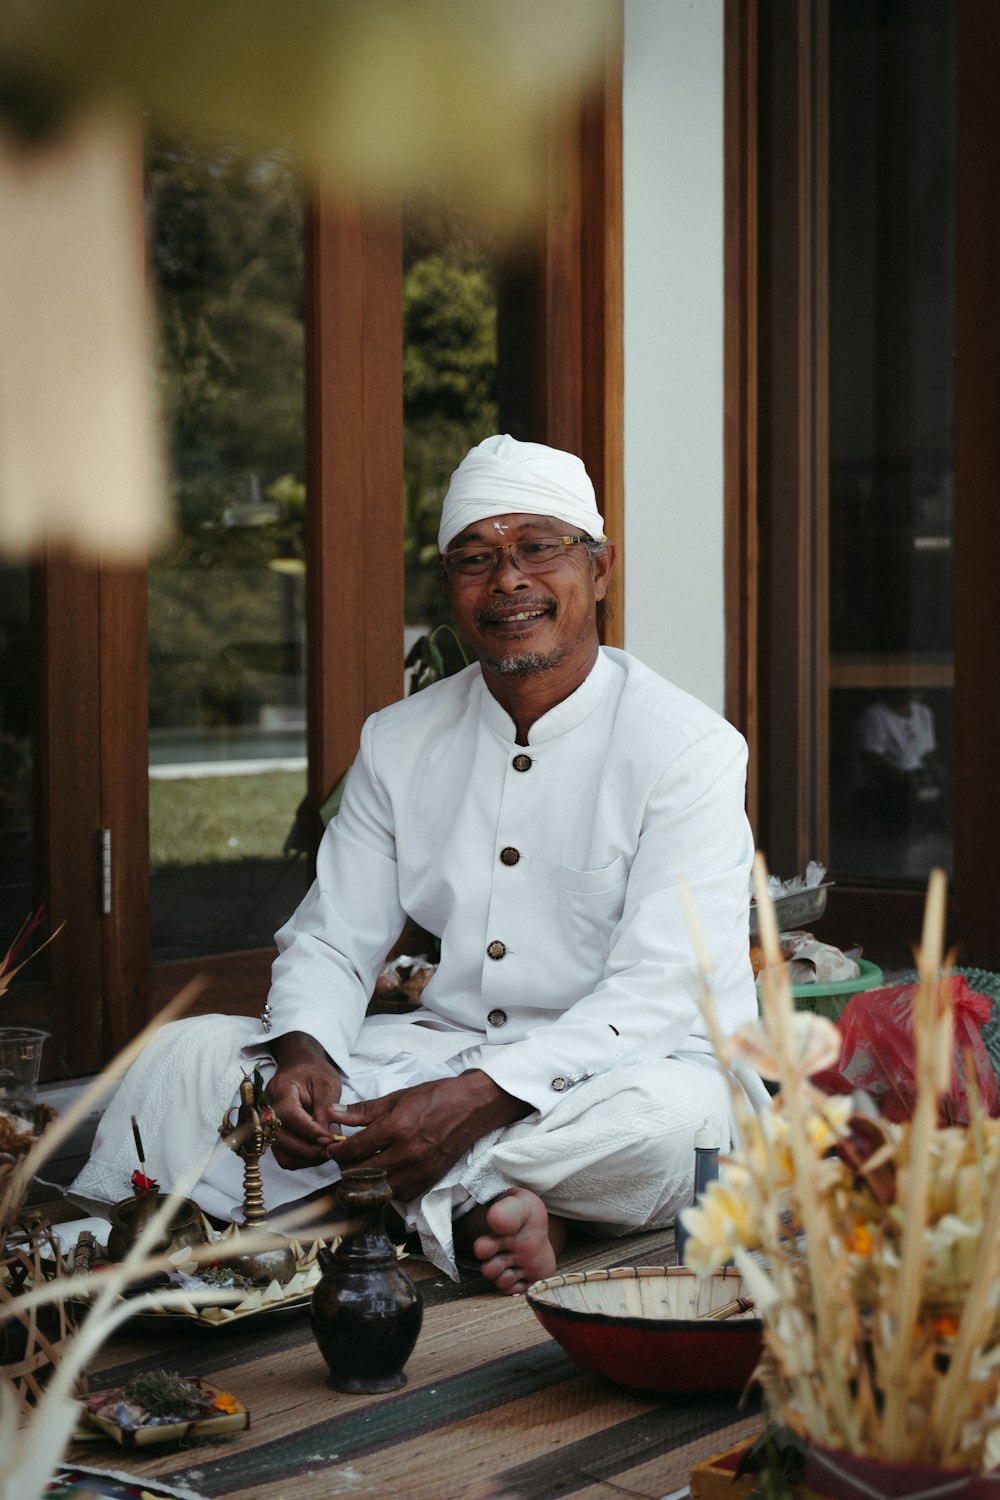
[311,1167,423,1393]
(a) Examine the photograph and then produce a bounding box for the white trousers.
[70,1013,763,1279]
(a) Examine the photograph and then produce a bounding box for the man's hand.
[267,1031,343,1170]
[327,1070,532,1203]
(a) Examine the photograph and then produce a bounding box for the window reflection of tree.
[403,207,499,635]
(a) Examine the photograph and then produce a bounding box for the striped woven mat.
[65,1226,763,1500]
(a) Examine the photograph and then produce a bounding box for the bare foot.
[460,1188,566,1296]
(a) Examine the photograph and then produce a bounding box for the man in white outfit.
[74,435,763,1294]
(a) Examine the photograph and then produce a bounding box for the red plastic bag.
[811,975,1000,1124]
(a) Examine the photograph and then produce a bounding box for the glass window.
[145,128,310,961]
[402,207,537,676]
[826,0,956,883]
[402,210,498,663]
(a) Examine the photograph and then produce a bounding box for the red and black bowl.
[526,1265,763,1395]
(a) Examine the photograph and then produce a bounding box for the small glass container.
[0,1027,49,1125]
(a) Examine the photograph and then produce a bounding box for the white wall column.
[622,0,726,711]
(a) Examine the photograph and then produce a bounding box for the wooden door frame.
[304,198,405,835]
[17,555,105,1078]
[724,0,760,823]
[540,5,624,645]
[727,0,998,966]
[736,0,830,885]
[726,0,934,963]
[98,563,150,1055]
[6,556,149,1076]
[953,0,1000,968]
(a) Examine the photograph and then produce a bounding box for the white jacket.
[250,647,756,1118]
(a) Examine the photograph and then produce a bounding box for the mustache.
[475,598,556,625]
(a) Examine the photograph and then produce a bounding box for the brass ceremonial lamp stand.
[218,1076,297,1285]
[218,1073,424,1392]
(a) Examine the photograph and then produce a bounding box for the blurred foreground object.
[0,108,165,560]
[682,861,1000,1475]
[0,0,611,220]
[0,978,342,1500]
[0,0,611,561]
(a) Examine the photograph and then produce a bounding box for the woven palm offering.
[0,980,346,1500]
[0,913,78,1421]
[0,1209,81,1420]
[681,859,1000,1476]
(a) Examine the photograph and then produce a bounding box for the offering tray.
[67,1222,411,1332]
[124,1257,321,1329]
[74,1377,249,1447]
[68,1225,329,1331]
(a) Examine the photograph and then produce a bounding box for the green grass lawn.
[149,769,306,867]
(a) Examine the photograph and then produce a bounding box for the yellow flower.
[678,1176,758,1274]
[739,1108,794,1186]
[809,1093,852,1153]
[211,1391,239,1414]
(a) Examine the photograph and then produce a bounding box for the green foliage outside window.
[147,128,499,731]
[403,225,498,630]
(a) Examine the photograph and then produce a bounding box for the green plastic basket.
[757,958,885,1022]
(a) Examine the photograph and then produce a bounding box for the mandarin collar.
[478,648,621,745]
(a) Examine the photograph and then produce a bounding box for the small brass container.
[106,1191,206,1263]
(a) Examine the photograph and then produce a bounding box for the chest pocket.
[556,854,628,895]
[554,855,629,967]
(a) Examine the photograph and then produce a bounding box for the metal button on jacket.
[486,940,507,960]
[512,753,532,772]
[551,1069,595,1093]
[487,1009,508,1028]
[499,846,520,866]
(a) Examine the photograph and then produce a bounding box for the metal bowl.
[526,1266,762,1395]
[749,882,832,938]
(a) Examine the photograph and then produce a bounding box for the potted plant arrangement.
[681,859,1000,1500]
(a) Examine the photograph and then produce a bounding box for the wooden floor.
[59,1227,764,1500]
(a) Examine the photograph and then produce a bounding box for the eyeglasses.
[441,535,591,581]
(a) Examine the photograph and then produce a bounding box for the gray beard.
[486,650,561,678]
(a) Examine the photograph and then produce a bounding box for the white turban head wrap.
[437,434,604,552]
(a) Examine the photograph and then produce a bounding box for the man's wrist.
[273,1030,335,1069]
[459,1068,533,1130]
